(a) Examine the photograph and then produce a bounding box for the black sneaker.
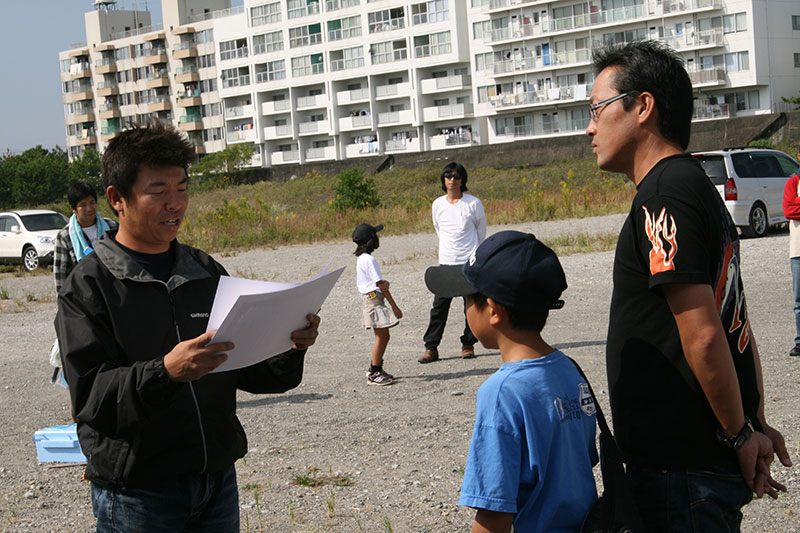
[790,345,800,357]
[367,369,394,385]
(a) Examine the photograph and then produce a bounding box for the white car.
[693,148,800,237]
[0,210,69,271]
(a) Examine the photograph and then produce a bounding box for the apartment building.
[59,0,800,165]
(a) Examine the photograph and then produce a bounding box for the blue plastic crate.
[33,423,87,463]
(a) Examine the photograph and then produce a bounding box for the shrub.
[330,167,380,211]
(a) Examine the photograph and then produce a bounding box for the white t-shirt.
[356,253,383,294]
[432,193,487,265]
[83,223,99,247]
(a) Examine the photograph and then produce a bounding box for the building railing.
[688,68,726,85]
[370,17,405,33]
[221,47,249,61]
[179,114,203,124]
[326,0,359,11]
[110,24,163,41]
[95,57,115,67]
[330,57,365,71]
[188,5,243,23]
[489,83,592,108]
[693,103,730,120]
[256,70,286,83]
[289,2,321,19]
[371,48,407,64]
[222,75,251,88]
[415,43,451,58]
[493,49,590,74]
[174,41,197,51]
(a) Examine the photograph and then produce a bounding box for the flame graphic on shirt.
[714,241,750,354]
[643,206,678,274]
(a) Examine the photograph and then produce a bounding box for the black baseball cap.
[352,223,384,245]
[424,231,567,311]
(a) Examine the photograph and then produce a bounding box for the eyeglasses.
[588,91,641,121]
[443,173,462,181]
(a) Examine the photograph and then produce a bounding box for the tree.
[782,91,800,111]
[189,143,257,179]
[67,147,103,193]
[0,146,69,208]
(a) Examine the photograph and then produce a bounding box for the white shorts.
[361,292,399,329]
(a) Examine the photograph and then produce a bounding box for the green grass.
[179,157,634,254]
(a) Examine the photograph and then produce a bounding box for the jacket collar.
[95,228,212,290]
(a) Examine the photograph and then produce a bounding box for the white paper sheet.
[207,263,344,373]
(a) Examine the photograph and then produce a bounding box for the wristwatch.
[716,416,754,450]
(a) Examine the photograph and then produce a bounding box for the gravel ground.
[0,213,798,532]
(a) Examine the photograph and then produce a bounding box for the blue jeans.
[791,256,800,345]
[626,465,752,532]
[91,466,239,533]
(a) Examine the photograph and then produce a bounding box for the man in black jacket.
[55,121,320,532]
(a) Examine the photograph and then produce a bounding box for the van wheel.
[744,203,768,238]
[22,246,39,271]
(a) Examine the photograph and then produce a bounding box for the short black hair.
[470,292,548,332]
[102,120,195,214]
[440,162,468,193]
[592,40,693,150]
[67,181,97,210]
[354,235,379,256]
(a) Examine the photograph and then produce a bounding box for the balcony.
[663,29,723,51]
[264,124,293,139]
[271,150,300,165]
[144,49,168,65]
[143,95,171,112]
[227,128,257,143]
[98,103,121,119]
[177,90,201,107]
[421,75,471,95]
[147,72,170,88]
[689,68,726,87]
[297,94,327,109]
[337,87,370,105]
[222,75,250,89]
[422,103,474,122]
[175,66,199,84]
[95,58,117,74]
[305,145,336,161]
[75,133,97,146]
[345,140,379,158]
[179,114,203,131]
[220,47,249,61]
[173,41,198,59]
[262,99,292,115]
[496,118,589,140]
[486,83,591,112]
[225,104,255,119]
[330,57,365,72]
[288,1,320,19]
[68,63,91,80]
[375,82,411,100]
[493,49,590,76]
[384,137,420,153]
[369,17,405,34]
[377,109,413,126]
[67,111,95,124]
[96,82,119,97]
[371,48,408,65]
[298,119,330,135]
[429,131,474,151]
[63,89,93,103]
[693,103,730,121]
[339,114,373,131]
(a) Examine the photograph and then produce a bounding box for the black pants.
[423,294,477,350]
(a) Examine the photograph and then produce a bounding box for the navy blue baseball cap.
[352,223,384,245]
[424,231,567,311]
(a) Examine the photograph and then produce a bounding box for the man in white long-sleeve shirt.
[419,162,487,363]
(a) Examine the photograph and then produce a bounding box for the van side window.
[776,154,800,177]
[731,153,756,177]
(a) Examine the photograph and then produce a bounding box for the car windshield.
[19,213,68,231]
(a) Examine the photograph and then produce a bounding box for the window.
[251,2,281,26]
[368,7,405,33]
[795,53,800,68]
[204,128,223,142]
[114,47,130,60]
[793,15,800,30]
[201,103,223,117]
[370,39,407,64]
[414,31,450,57]
[411,1,448,25]
[253,31,284,54]
[198,54,215,68]
[288,0,320,19]
[724,51,749,72]
[119,93,134,106]
[221,66,250,88]
[700,54,724,71]
[330,46,364,71]
[328,16,361,41]
[723,12,747,33]
[291,53,324,76]
[326,0,359,10]
[472,20,490,40]
[220,39,249,60]
[196,29,214,43]
[602,28,646,45]
[199,78,217,92]
[116,69,133,83]
[289,24,322,47]
[552,3,589,31]
[256,59,286,82]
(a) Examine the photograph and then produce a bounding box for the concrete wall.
[240,111,800,182]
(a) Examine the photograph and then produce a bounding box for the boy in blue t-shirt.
[425,231,598,532]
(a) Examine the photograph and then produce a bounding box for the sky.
[0,1,164,154]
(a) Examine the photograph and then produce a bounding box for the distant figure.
[781,145,800,357]
[587,40,790,531]
[419,162,486,363]
[53,181,117,293]
[425,231,597,531]
[352,223,402,385]
[56,121,320,532]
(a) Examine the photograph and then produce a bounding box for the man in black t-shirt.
[586,41,791,531]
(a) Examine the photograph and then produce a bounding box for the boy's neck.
[497,332,554,364]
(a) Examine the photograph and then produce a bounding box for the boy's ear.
[485,298,505,326]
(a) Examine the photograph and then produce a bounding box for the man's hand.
[736,431,787,499]
[164,330,233,382]
[291,313,320,350]
[392,305,403,319]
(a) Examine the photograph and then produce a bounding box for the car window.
[19,213,68,231]
[749,154,783,177]
[731,153,757,178]
[0,216,11,232]
[696,155,728,185]
[776,154,800,177]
